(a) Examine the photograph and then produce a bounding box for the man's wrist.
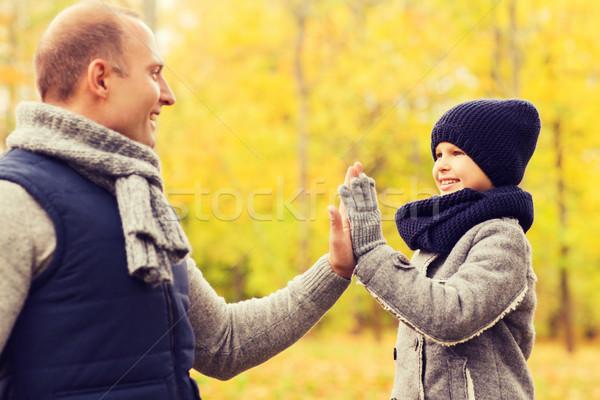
[327,254,355,279]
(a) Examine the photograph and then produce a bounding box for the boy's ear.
[86,59,111,98]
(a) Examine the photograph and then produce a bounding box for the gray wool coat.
[355,217,536,400]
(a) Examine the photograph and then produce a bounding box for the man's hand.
[328,162,363,278]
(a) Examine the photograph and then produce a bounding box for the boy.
[338,99,541,399]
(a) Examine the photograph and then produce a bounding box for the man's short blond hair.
[34,1,141,102]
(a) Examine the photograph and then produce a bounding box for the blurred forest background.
[1,0,600,396]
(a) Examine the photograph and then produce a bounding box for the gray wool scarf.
[6,101,191,285]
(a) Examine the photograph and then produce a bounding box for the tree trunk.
[553,119,575,353]
[1,0,21,152]
[143,0,157,31]
[291,0,310,271]
[507,0,520,96]
[489,4,501,95]
[489,0,520,96]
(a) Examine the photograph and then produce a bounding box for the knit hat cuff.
[432,124,507,187]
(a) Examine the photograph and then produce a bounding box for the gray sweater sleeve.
[354,218,531,345]
[0,180,351,376]
[187,255,350,380]
[0,180,56,353]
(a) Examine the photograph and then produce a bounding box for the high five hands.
[327,162,363,278]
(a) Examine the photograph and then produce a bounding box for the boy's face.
[432,142,494,195]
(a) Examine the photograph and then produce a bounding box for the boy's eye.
[453,151,464,156]
[435,153,442,159]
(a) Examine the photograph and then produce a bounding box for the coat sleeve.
[186,254,350,380]
[354,219,531,345]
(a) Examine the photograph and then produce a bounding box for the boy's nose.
[435,158,450,172]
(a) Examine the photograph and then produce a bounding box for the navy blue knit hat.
[431,99,541,187]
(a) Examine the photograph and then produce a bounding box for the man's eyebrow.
[148,62,164,71]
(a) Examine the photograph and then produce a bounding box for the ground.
[192,331,600,399]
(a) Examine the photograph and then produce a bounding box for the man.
[0,1,357,399]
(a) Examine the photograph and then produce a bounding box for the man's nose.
[160,76,176,106]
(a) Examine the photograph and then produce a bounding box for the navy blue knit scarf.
[395,186,534,254]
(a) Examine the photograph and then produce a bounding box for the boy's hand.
[338,171,386,258]
[328,162,362,278]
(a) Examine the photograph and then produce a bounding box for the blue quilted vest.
[0,148,200,400]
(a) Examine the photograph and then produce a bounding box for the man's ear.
[86,59,111,98]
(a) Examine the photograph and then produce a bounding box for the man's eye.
[151,68,162,79]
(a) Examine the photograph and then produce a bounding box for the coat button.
[393,347,397,360]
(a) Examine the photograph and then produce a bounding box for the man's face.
[105,18,175,148]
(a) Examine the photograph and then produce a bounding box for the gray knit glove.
[338,173,386,257]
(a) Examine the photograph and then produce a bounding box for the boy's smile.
[439,178,461,192]
[433,142,495,195]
